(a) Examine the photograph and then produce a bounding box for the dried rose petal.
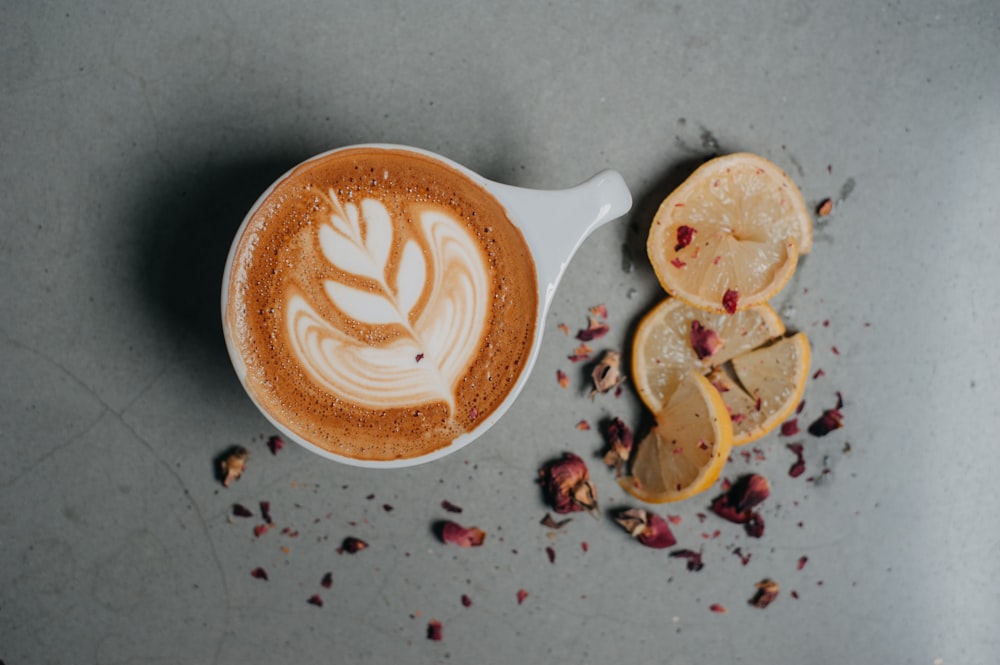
[670,257,686,269]
[813,368,826,379]
[589,350,626,398]
[253,524,269,538]
[538,453,599,515]
[440,521,487,547]
[307,594,323,607]
[575,420,591,431]
[674,225,696,251]
[321,572,333,588]
[690,321,724,360]
[722,289,739,314]
[602,417,634,476]
[267,435,284,455]
[232,503,253,518]
[558,323,571,335]
[415,352,425,363]
[540,513,572,529]
[732,547,752,566]
[383,503,394,512]
[259,501,272,524]
[797,556,808,571]
[590,304,609,319]
[670,548,705,571]
[545,546,556,564]
[427,620,443,641]
[517,589,529,605]
[709,603,727,614]
[615,509,677,549]
[749,579,780,608]
[556,369,570,389]
[780,418,800,436]
[809,408,844,436]
[581,541,589,552]
[577,317,610,342]
[745,512,765,538]
[461,594,472,607]
[711,474,770,520]
[219,446,248,487]
[441,500,463,514]
[568,342,593,362]
[250,567,268,580]
[339,537,368,554]
[787,443,806,478]
[816,198,833,217]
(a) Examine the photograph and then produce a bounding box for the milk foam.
[287,191,489,412]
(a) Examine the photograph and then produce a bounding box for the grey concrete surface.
[2,1,999,663]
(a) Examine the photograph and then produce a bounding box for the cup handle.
[484,170,633,308]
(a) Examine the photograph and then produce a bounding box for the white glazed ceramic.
[221,144,632,468]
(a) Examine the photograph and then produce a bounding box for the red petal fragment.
[615,509,677,549]
[602,417,634,475]
[383,503,394,512]
[690,321,724,360]
[808,409,844,437]
[816,198,833,216]
[517,589,529,605]
[307,594,323,607]
[589,303,609,319]
[558,323,571,335]
[722,289,739,314]
[670,257,686,269]
[581,541,589,552]
[831,345,840,355]
[732,547,752,566]
[780,418,800,436]
[440,521,487,547]
[667,514,682,525]
[441,500,463,514]
[745,513,765,538]
[670,548,705,571]
[813,368,826,379]
[250,567,268,580]
[469,407,479,421]
[339,537,368,554]
[556,369,570,389]
[427,620,443,641]
[415,352,425,363]
[575,420,591,431]
[538,453,599,515]
[577,317,610,341]
[796,399,806,414]
[219,446,249,488]
[674,225,696,251]
[461,594,472,608]
[267,435,285,455]
[791,590,800,599]
[253,524,269,538]
[590,350,626,397]
[709,603,727,614]
[232,503,253,518]
[797,556,809,571]
[787,443,806,478]
[259,501,272,524]
[545,546,556,564]
[321,572,333,588]
[540,513,573,529]
[749,579,780,608]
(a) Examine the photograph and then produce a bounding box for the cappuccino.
[225,147,538,461]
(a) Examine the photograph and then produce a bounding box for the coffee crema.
[225,148,538,461]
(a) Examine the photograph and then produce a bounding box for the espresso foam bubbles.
[225,148,538,461]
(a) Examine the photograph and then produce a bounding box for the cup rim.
[220,143,545,469]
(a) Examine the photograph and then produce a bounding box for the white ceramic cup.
[222,144,632,468]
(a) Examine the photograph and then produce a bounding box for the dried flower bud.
[710,474,770,537]
[219,446,248,487]
[749,579,780,608]
[427,620,443,641]
[577,317,610,341]
[539,453,599,515]
[602,417,634,475]
[590,350,626,398]
[440,521,487,547]
[690,321,724,360]
[614,508,677,549]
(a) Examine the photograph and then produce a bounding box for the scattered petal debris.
[732,547,752,566]
[307,594,324,607]
[558,323,571,336]
[809,393,845,436]
[232,503,253,518]
[383,503,394,512]
[816,198,833,217]
[540,513,573,530]
[220,446,249,487]
[710,474,770,537]
[546,546,556,564]
[780,418,800,436]
[321,572,333,588]
[709,603,727,614]
[517,589,529,605]
[338,537,368,554]
[427,620,443,641]
[568,342,593,362]
[581,541,589,552]
[749,579,780,608]
[461,594,472,607]
[674,225,696,251]
[259,501,272,524]
[253,524,269,538]
[441,500,463,514]
[577,317,610,342]
[267,435,285,455]
[250,567,268,580]
[589,303,609,319]
[797,556,809,571]
[745,513,765,538]
[667,514,682,525]
[787,443,806,478]
[556,370,570,389]
[602,417,634,476]
[538,453,599,515]
[590,350,627,398]
[440,521,487,547]
[615,508,677,549]
[575,419,592,431]
[690,321,723,360]
[670,549,705,571]
[671,257,686,269]
[813,368,826,379]
[722,289,739,314]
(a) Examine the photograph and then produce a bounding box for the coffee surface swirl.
[225,148,538,461]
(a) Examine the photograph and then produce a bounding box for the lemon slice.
[647,153,812,313]
[632,298,785,414]
[619,371,733,504]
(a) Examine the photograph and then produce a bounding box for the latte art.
[225,147,538,461]
[288,192,489,413]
